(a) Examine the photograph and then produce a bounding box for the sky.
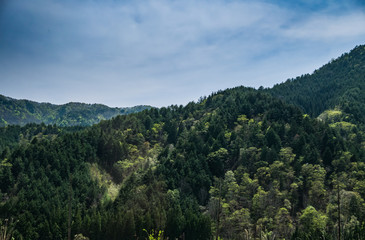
[0,0,365,107]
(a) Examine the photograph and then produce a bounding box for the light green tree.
[299,206,327,239]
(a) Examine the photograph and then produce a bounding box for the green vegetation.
[88,163,121,202]
[0,96,151,127]
[268,45,365,126]
[0,45,364,239]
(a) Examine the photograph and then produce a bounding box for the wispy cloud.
[0,0,364,107]
[283,12,365,40]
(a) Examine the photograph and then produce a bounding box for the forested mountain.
[0,95,151,127]
[0,45,365,240]
[268,45,365,125]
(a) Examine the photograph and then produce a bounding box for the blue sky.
[0,0,364,107]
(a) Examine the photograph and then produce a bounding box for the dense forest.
[0,45,365,240]
[0,95,151,127]
[268,45,365,126]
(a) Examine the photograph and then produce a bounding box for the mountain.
[268,45,365,125]
[0,95,152,127]
[0,45,365,240]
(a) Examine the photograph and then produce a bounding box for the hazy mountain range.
[0,95,151,127]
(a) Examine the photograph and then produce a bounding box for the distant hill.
[268,45,365,125]
[0,95,152,126]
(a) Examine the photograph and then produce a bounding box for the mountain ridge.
[0,94,152,127]
[267,44,365,124]
[1,45,364,128]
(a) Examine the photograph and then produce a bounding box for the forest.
[0,45,364,240]
[0,95,150,127]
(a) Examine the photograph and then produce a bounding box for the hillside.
[0,95,151,127]
[268,45,365,125]
[0,46,365,240]
[1,87,364,239]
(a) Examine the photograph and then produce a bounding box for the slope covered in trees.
[1,86,364,239]
[0,95,151,127]
[268,45,365,125]
[0,46,365,240]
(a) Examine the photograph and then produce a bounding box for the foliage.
[0,94,151,127]
[269,45,365,127]
[0,45,365,239]
[143,229,165,240]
